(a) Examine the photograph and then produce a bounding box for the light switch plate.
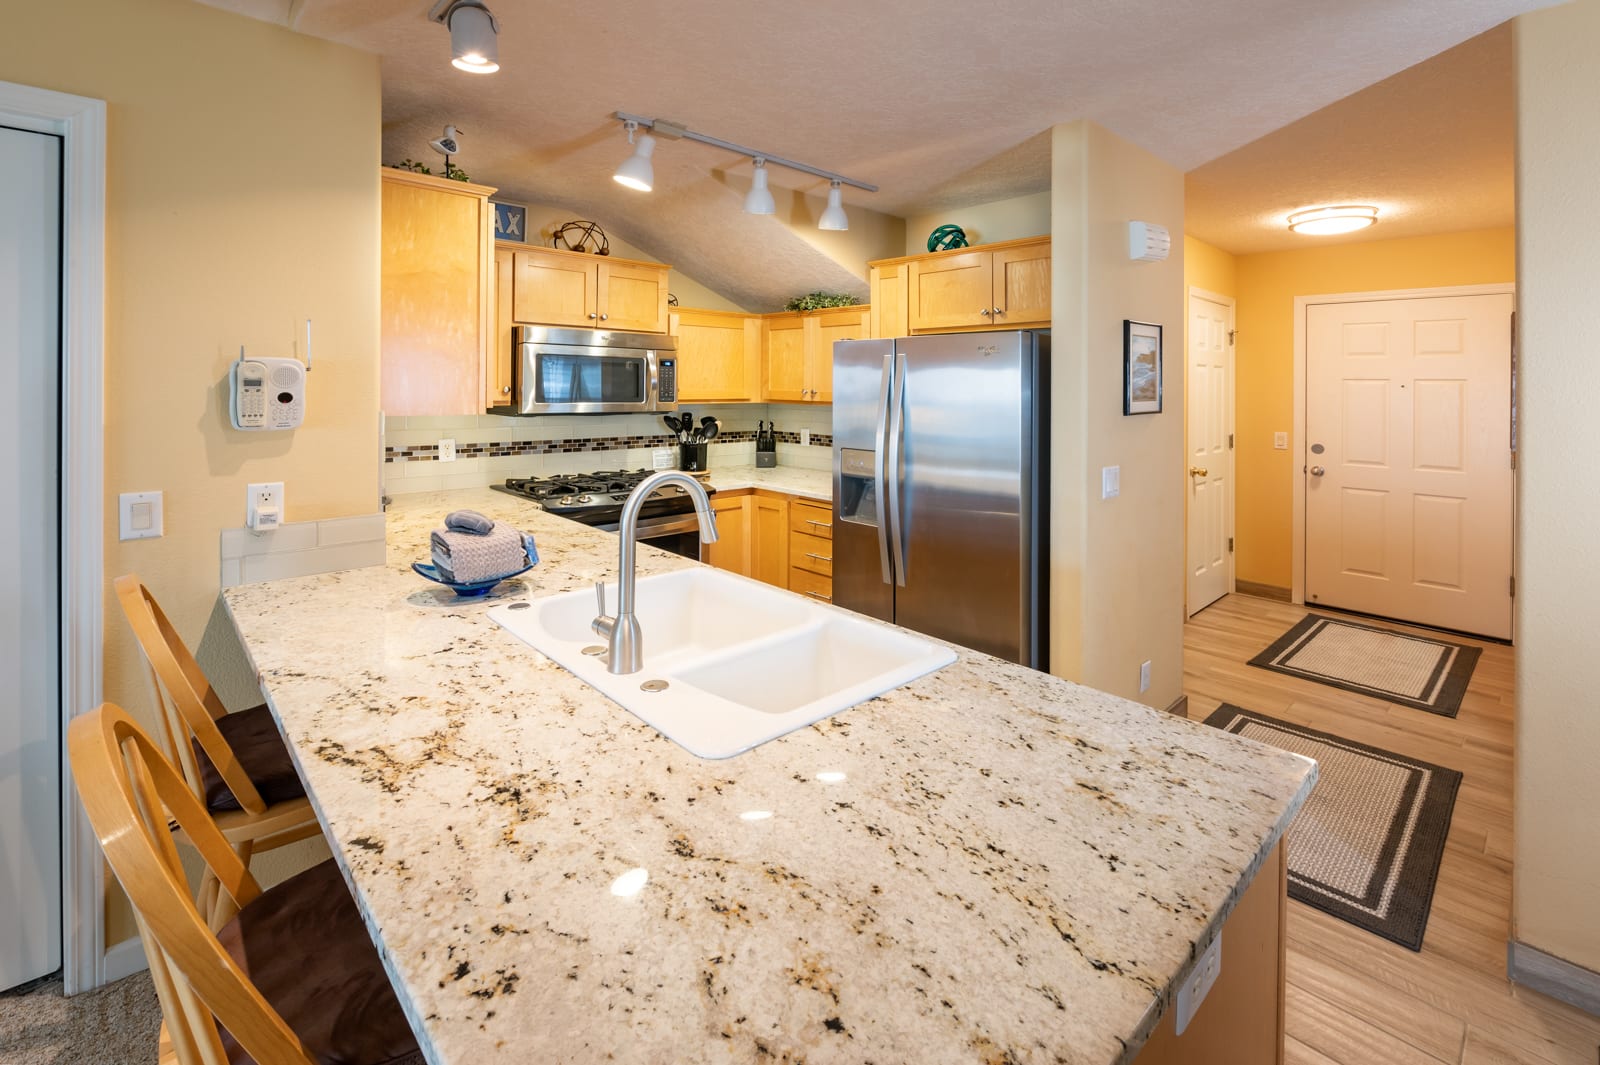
[119,491,164,541]
[1274,432,1288,450]
[1175,931,1222,1035]
[1101,466,1120,500]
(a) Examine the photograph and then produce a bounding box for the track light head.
[818,180,848,231]
[744,158,776,216]
[442,1,499,73]
[613,121,656,192]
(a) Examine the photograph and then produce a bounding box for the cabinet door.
[673,309,760,402]
[512,248,596,327]
[705,493,751,576]
[750,494,790,588]
[870,264,908,339]
[908,251,993,332]
[598,261,669,333]
[762,315,809,402]
[808,306,870,403]
[992,241,1051,326]
[381,172,491,415]
[488,247,515,408]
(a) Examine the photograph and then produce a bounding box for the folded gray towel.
[430,523,526,583]
[446,509,495,535]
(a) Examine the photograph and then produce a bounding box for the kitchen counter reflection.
[221,488,1313,1065]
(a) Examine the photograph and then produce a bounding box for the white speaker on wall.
[1128,221,1171,263]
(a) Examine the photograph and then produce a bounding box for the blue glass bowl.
[412,560,533,597]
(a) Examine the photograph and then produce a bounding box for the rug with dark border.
[1203,704,1461,951]
[1248,614,1481,718]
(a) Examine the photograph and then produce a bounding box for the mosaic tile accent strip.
[386,431,832,463]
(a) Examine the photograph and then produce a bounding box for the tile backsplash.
[383,404,833,495]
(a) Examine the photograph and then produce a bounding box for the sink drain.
[640,679,669,693]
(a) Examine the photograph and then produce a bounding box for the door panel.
[1305,294,1513,638]
[1186,292,1233,615]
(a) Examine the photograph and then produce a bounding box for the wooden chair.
[69,703,424,1065]
[113,574,321,916]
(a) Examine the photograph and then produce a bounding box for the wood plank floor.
[1184,594,1600,1065]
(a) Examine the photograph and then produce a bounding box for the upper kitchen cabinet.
[671,308,762,402]
[510,246,670,334]
[762,305,870,403]
[381,168,496,416]
[869,237,1051,335]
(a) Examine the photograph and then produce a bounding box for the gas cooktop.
[491,468,714,526]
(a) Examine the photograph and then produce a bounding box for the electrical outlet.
[438,438,457,462]
[1175,932,1223,1035]
[1139,660,1152,693]
[1274,432,1288,450]
[801,428,811,446]
[247,482,284,533]
[1101,466,1120,500]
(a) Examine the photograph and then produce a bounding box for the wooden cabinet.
[762,305,870,403]
[787,498,834,603]
[380,168,496,415]
[671,308,761,402]
[868,237,1051,336]
[509,246,670,334]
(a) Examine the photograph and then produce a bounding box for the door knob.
[1310,465,1326,477]
[1189,466,1208,477]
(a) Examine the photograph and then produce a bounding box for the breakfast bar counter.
[221,488,1314,1065]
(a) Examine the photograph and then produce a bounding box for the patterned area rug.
[1249,614,1481,717]
[1203,705,1461,951]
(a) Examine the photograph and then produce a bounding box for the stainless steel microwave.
[511,326,678,415]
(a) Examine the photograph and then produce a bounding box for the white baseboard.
[101,936,148,983]
[1508,939,1600,1016]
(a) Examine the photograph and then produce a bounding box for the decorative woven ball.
[927,224,969,253]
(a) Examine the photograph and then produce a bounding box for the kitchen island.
[222,488,1315,1065]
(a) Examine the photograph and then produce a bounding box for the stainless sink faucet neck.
[592,471,719,674]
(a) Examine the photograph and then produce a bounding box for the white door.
[1,123,63,990]
[1187,290,1234,615]
[1305,294,1513,638]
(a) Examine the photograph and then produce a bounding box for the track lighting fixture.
[612,111,874,231]
[612,121,656,192]
[744,158,776,216]
[431,1,500,74]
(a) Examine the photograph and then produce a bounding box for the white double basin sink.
[489,567,956,758]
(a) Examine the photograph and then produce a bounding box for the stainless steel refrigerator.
[832,331,1048,669]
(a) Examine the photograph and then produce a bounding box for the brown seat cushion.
[193,703,306,812]
[215,859,424,1065]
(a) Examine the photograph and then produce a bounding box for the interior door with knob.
[1304,293,1513,638]
[1186,290,1234,615]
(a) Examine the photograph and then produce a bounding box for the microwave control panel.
[657,357,677,403]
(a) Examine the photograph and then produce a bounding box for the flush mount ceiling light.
[612,121,656,192]
[744,158,776,216]
[613,111,876,231]
[429,0,500,73]
[1287,205,1379,236]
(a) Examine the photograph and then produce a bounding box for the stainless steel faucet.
[592,471,719,674]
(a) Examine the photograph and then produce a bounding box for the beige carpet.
[0,971,161,1065]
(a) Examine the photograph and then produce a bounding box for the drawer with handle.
[789,530,833,577]
[788,566,832,603]
[788,501,834,540]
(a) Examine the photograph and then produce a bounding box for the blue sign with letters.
[493,202,528,243]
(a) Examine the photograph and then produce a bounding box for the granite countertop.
[708,463,831,501]
[222,488,1314,1065]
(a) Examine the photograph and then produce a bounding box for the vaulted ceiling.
[202,0,1546,304]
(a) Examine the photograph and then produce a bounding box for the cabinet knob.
[588,312,599,320]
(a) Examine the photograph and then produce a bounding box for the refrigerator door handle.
[886,351,908,587]
[872,351,894,585]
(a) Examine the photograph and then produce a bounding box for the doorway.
[1186,288,1235,616]
[1295,287,1514,639]
[0,121,63,991]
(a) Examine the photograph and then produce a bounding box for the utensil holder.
[679,443,709,471]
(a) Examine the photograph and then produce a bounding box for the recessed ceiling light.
[1287,205,1378,236]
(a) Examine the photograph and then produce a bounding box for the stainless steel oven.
[513,326,678,415]
[594,512,703,561]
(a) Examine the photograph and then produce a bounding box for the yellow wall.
[1232,228,1515,588]
[1,0,383,942]
[1051,122,1186,706]
[1514,0,1600,974]
[904,191,1051,257]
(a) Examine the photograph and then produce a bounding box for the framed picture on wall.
[1123,320,1163,415]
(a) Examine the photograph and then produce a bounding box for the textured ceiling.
[1186,24,1516,254]
[201,0,1545,304]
